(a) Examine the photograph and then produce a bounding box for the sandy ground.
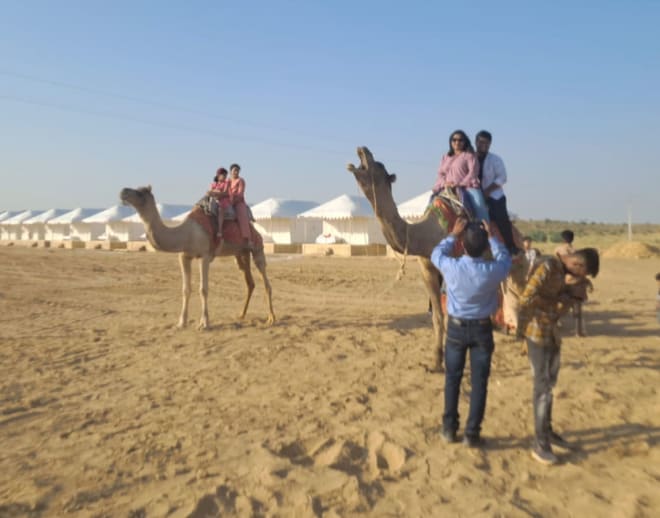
[0,246,659,517]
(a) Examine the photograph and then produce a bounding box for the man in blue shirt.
[431,218,512,447]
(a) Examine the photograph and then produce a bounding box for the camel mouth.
[119,187,135,206]
[347,146,371,174]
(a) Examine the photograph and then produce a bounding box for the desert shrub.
[528,230,547,242]
[548,231,564,243]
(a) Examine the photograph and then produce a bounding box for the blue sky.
[1,1,659,223]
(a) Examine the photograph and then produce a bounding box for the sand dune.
[0,247,659,517]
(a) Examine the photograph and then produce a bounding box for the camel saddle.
[428,189,524,258]
[188,204,263,252]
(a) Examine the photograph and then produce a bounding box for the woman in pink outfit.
[228,163,253,249]
[209,167,230,239]
[433,130,489,222]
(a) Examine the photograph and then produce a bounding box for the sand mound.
[602,240,660,259]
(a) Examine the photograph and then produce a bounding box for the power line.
[0,94,355,155]
[0,92,432,168]
[0,70,360,147]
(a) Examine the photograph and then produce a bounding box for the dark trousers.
[527,339,561,449]
[487,195,516,252]
[443,319,494,437]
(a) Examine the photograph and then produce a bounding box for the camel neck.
[140,205,187,252]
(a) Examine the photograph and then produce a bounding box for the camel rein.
[369,167,409,281]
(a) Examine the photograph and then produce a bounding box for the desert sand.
[0,246,659,517]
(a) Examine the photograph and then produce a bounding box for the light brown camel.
[347,147,527,370]
[120,186,275,330]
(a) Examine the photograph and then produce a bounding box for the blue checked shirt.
[431,236,512,319]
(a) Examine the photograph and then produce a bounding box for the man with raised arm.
[431,218,511,447]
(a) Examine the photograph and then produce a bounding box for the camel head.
[346,147,396,202]
[120,185,156,214]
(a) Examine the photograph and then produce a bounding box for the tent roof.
[297,194,374,219]
[82,205,136,223]
[251,198,318,219]
[123,204,192,222]
[173,208,193,221]
[49,208,106,224]
[0,210,23,223]
[24,209,72,224]
[397,191,433,218]
[3,210,46,224]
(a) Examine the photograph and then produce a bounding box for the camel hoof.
[176,321,187,329]
[197,321,209,331]
[266,315,276,326]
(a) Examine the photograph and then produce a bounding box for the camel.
[347,147,526,370]
[120,186,275,330]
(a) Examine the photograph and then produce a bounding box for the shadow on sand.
[484,422,659,461]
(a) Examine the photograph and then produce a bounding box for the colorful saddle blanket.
[187,206,263,252]
[427,190,523,257]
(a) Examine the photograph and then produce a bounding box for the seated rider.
[475,130,519,254]
[432,130,489,223]
[228,163,254,250]
[208,167,230,240]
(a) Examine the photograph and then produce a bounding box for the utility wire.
[0,91,432,168]
[0,70,374,149]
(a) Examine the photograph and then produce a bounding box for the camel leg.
[197,255,212,330]
[235,252,255,320]
[419,257,444,372]
[253,249,275,325]
[177,253,192,328]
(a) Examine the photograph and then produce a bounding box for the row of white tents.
[0,192,433,246]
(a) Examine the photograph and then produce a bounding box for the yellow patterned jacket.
[517,256,572,345]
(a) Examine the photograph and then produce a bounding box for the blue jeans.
[464,188,490,222]
[443,319,494,437]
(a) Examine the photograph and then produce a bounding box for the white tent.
[172,208,193,222]
[0,211,23,240]
[0,210,22,223]
[2,210,45,241]
[251,198,320,244]
[122,204,192,240]
[22,209,71,241]
[397,190,433,222]
[47,208,105,241]
[298,194,385,245]
[82,205,137,241]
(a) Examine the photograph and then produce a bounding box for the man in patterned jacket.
[517,247,599,465]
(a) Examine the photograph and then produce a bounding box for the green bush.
[528,230,547,242]
[548,232,564,243]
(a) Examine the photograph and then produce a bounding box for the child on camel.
[209,167,230,240]
[656,272,660,324]
[228,163,253,250]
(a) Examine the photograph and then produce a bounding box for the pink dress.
[210,180,231,209]
[228,177,251,240]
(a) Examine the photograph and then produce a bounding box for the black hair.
[214,167,228,182]
[574,247,600,278]
[560,230,574,244]
[475,130,492,142]
[463,222,489,258]
[655,272,660,281]
[230,163,241,172]
[447,130,475,156]
[523,236,532,242]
